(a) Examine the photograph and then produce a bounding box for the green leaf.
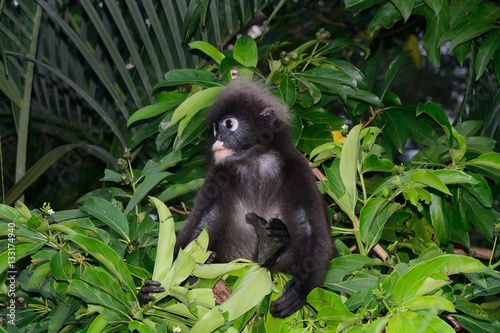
[173,111,209,151]
[323,159,346,198]
[296,68,357,90]
[156,69,225,89]
[316,38,355,57]
[189,41,225,65]
[463,191,496,243]
[380,51,410,101]
[170,86,224,130]
[445,21,495,51]
[0,205,20,220]
[417,102,453,146]
[191,307,225,333]
[28,262,51,288]
[423,0,443,16]
[454,314,500,333]
[279,76,296,107]
[391,0,414,22]
[393,255,488,302]
[124,172,170,215]
[325,254,374,285]
[65,235,136,298]
[150,197,175,284]
[454,295,489,320]
[367,1,403,39]
[462,174,492,208]
[233,36,258,79]
[422,4,450,67]
[128,322,155,333]
[340,124,362,217]
[429,194,451,245]
[81,197,130,242]
[68,280,128,315]
[219,266,272,321]
[403,296,455,312]
[344,87,383,106]
[359,197,392,249]
[475,29,500,80]
[297,123,335,155]
[408,170,451,195]
[388,311,455,333]
[50,251,74,281]
[81,266,129,309]
[380,110,408,153]
[466,152,500,170]
[362,155,395,173]
[127,95,185,127]
[157,178,204,202]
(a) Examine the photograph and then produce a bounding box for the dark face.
[211,114,263,164]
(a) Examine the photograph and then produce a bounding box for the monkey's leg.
[270,276,310,318]
[245,213,290,267]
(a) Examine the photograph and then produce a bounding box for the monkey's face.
[212,115,256,164]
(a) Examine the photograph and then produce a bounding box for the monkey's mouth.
[212,140,233,161]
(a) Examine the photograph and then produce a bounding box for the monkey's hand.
[138,279,165,304]
[245,213,290,267]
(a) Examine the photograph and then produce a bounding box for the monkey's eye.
[223,118,238,132]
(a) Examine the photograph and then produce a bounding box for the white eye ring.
[213,122,217,137]
[223,118,238,132]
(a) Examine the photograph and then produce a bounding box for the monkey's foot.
[245,213,289,267]
[138,279,165,304]
[270,277,308,318]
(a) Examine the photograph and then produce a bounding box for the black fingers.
[266,218,290,242]
[137,279,165,304]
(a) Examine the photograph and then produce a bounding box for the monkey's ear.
[260,107,275,120]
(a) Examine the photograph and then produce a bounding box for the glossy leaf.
[219,266,272,320]
[65,235,136,297]
[379,110,408,153]
[380,51,410,101]
[429,194,451,245]
[391,0,414,22]
[422,4,450,67]
[81,197,130,242]
[461,173,493,208]
[475,29,500,80]
[340,124,362,216]
[233,35,258,79]
[463,191,496,243]
[393,255,488,302]
[50,251,74,281]
[191,307,225,333]
[170,86,224,130]
[150,197,176,283]
[68,280,128,315]
[189,41,225,64]
[279,76,296,107]
[127,94,185,127]
[157,69,225,89]
[367,1,402,39]
[124,172,171,215]
[81,266,129,309]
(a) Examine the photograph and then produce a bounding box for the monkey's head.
[208,79,292,164]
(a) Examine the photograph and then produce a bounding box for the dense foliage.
[1,0,499,332]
